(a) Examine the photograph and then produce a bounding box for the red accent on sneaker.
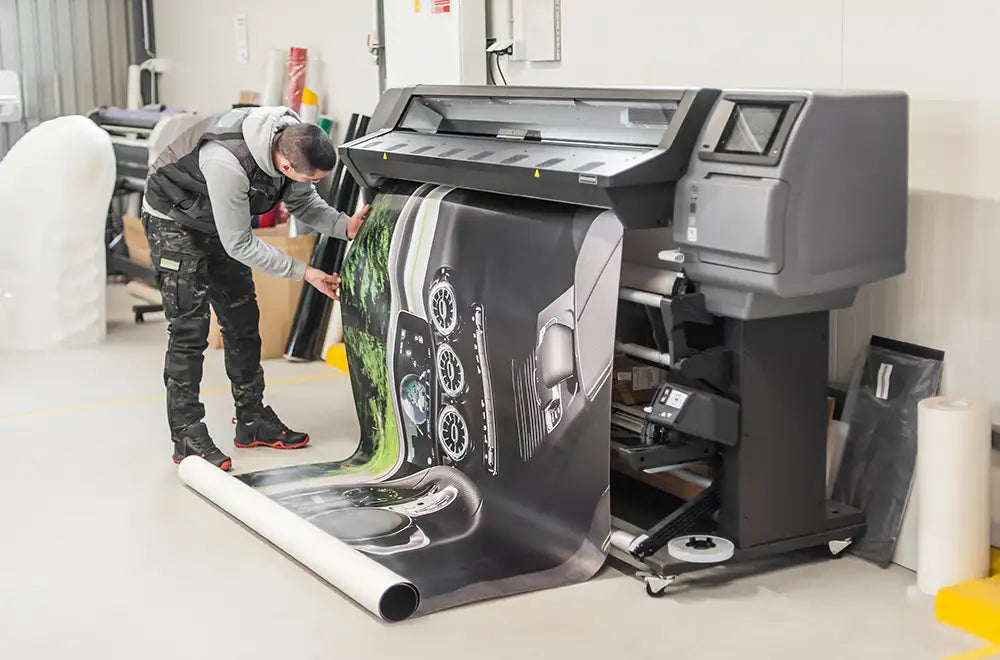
[234,435,310,450]
[171,456,232,471]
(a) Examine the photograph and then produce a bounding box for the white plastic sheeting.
[0,115,115,349]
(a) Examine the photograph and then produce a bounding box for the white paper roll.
[619,262,680,297]
[126,64,141,110]
[299,102,318,124]
[178,457,420,621]
[260,49,287,107]
[991,450,1000,547]
[916,397,992,595]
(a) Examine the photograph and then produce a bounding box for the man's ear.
[274,151,291,173]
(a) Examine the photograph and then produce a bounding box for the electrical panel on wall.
[512,0,561,62]
[383,0,487,89]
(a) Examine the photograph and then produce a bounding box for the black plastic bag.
[831,336,944,567]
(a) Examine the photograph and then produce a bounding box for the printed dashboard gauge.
[429,281,458,336]
[437,405,470,462]
[436,343,466,397]
[399,373,430,425]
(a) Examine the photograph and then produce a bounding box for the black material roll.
[283,114,367,361]
[303,115,371,358]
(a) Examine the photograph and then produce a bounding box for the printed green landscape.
[337,181,419,474]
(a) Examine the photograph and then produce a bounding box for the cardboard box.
[208,226,317,359]
[612,355,666,406]
[122,215,152,269]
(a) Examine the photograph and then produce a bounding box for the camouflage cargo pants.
[143,212,265,439]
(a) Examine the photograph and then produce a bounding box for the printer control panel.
[648,385,692,424]
[645,383,740,447]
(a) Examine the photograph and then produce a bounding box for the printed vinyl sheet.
[181,181,624,620]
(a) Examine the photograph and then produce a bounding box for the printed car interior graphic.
[236,181,623,618]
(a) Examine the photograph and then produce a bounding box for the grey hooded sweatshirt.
[143,107,350,280]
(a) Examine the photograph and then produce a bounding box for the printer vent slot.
[501,154,529,164]
[410,145,434,154]
[384,143,408,152]
[536,158,565,168]
[574,161,605,173]
[439,148,463,158]
[366,141,383,149]
[468,150,495,161]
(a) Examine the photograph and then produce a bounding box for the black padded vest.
[144,108,289,234]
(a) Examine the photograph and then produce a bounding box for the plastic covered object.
[0,115,116,349]
[831,336,944,567]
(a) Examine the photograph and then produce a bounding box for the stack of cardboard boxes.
[121,216,317,359]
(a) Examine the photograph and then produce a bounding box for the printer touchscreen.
[717,104,785,155]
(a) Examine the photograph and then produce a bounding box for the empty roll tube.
[609,530,638,555]
[618,287,667,308]
[615,341,671,367]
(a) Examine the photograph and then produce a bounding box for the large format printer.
[89,106,200,194]
[338,85,908,589]
[90,106,200,287]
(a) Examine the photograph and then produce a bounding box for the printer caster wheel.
[826,539,853,559]
[638,572,676,598]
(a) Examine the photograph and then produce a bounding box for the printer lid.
[339,85,720,229]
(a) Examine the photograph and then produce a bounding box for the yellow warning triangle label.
[382,153,387,160]
[533,169,540,178]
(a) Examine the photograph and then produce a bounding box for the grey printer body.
[676,90,907,319]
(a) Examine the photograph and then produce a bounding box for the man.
[142,106,368,471]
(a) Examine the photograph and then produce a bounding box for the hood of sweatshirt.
[240,106,301,178]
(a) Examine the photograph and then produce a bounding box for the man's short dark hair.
[277,122,337,173]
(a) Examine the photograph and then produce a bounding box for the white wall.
[489,0,1000,423]
[153,0,1000,421]
[152,0,380,145]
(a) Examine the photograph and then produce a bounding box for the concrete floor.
[0,284,987,660]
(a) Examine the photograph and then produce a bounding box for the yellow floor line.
[0,372,344,421]
[942,645,1000,660]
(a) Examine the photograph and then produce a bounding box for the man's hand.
[304,267,342,300]
[346,204,371,240]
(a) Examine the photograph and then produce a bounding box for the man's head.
[273,122,337,183]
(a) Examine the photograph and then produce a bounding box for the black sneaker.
[233,406,310,450]
[172,422,233,471]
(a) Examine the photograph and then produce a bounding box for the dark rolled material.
[91,107,182,130]
[304,114,371,358]
[284,113,369,361]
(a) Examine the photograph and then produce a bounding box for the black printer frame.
[615,294,866,577]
